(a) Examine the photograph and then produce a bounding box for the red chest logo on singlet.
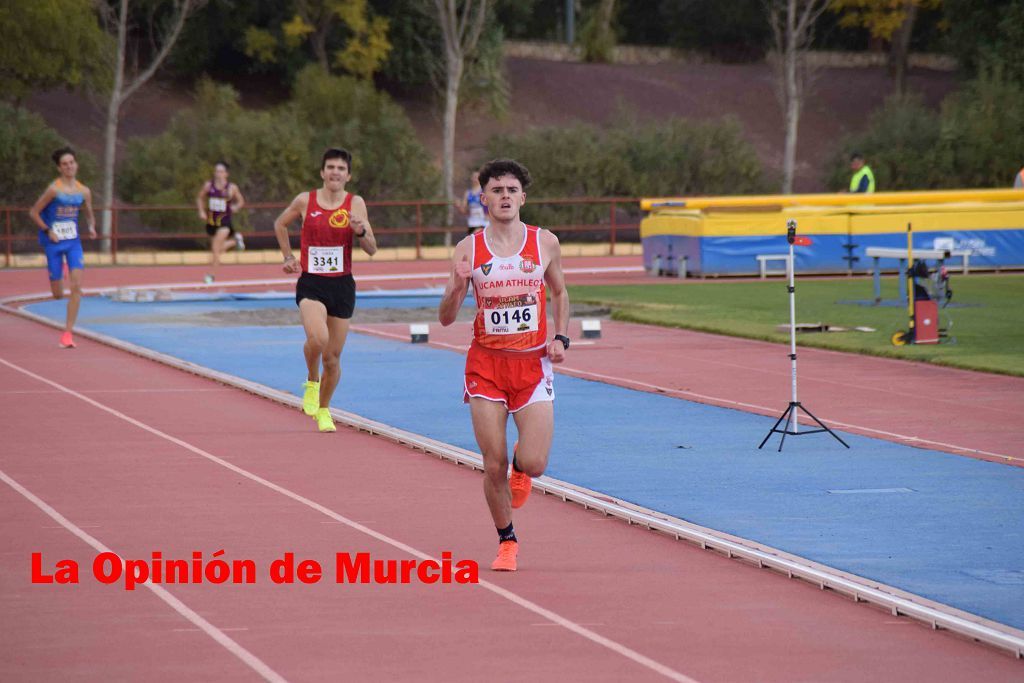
[329,209,350,228]
[520,257,537,273]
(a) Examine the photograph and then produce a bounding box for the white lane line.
[0,265,644,305]
[0,355,698,683]
[346,326,1020,463]
[1,388,233,395]
[0,468,287,683]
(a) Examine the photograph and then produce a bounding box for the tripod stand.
[758,220,850,452]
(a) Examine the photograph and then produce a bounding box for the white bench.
[864,246,971,304]
[755,254,791,279]
[864,247,971,274]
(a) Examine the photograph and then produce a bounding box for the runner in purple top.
[196,161,246,284]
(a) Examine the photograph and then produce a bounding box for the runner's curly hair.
[478,159,532,190]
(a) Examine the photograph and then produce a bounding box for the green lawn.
[570,274,1024,376]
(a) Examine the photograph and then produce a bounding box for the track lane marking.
[0,355,698,683]
[0,469,288,683]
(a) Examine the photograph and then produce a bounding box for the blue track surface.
[26,295,1024,629]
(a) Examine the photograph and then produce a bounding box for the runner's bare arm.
[82,187,97,238]
[350,195,377,256]
[196,181,210,221]
[230,183,245,212]
[274,192,308,273]
[28,185,58,240]
[542,229,569,363]
[438,237,473,326]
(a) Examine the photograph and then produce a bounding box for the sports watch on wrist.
[553,334,570,350]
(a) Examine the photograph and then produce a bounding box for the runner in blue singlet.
[455,171,489,235]
[28,147,96,349]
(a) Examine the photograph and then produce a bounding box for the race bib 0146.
[483,301,539,335]
[308,245,344,274]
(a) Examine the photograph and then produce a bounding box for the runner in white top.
[439,158,570,572]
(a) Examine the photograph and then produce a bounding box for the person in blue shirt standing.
[28,147,97,348]
[455,171,488,235]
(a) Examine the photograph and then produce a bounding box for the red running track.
[2,260,1022,681]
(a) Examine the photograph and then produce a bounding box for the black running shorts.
[295,272,356,319]
[205,221,235,237]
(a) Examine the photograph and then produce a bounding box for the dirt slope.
[26,57,958,196]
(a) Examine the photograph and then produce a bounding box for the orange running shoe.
[509,441,532,509]
[59,331,76,348]
[491,540,518,572]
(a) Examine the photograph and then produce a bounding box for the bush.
[480,116,769,228]
[290,66,439,201]
[824,96,944,191]
[826,74,1024,190]
[119,80,314,234]
[939,73,1024,188]
[613,117,767,196]
[0,104,96,206]
[119,72,441,239]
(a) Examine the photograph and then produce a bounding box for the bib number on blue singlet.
[51,220,77,241]
[468,206,487,227]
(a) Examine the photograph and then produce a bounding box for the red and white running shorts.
[463,342,554,413]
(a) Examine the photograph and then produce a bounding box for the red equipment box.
[913,299,939,344]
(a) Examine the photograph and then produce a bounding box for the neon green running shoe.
[302,380,320,417]
[315,408,336,433]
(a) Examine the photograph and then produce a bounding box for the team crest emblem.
[481,263,492,276]
[329,209,350,229]
[519,257,537,273]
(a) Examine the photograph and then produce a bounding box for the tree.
[0,0,109,103]
[767,0,831,194]
[825,73,1024,190]
[120,72,440,211]
[96,0,202,245]
[830,0,942,95]
[580,0,617,63]
[824,95,943,190]
[0,104,97,205]
[243,0,391,79]
[943,0,1024,86]
[289,66,441,200]
[432,0,489,245]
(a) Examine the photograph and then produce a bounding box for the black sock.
[512,456,523,473]
[497,522,517,544]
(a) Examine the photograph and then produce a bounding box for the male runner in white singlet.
[439,159,571,571]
